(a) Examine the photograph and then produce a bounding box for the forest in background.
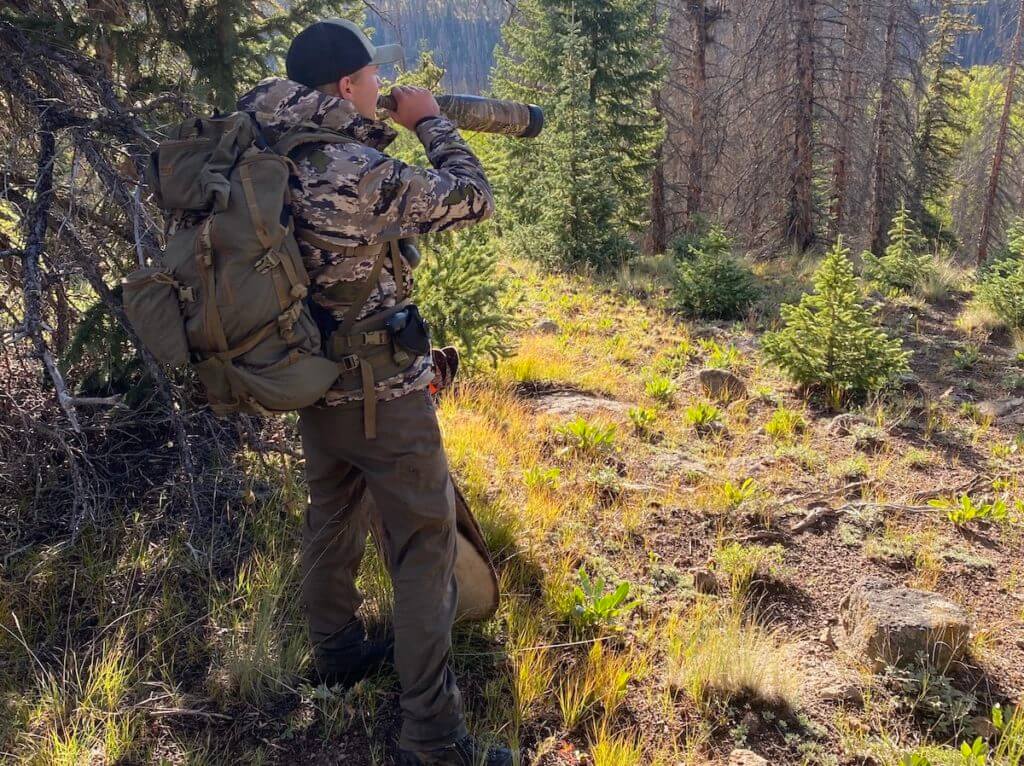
[4,0,1024,764]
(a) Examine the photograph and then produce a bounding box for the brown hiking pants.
[297,388,466,750]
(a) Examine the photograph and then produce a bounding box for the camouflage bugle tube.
[377,93,545,138]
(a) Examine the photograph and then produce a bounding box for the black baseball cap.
[286,18,404,87]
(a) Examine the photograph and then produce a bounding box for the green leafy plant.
[883,653,978,739]
[899,755,932,766]
[764,405,806,443]
[653,340,697,375]
[671,225,759,320]
[762,236,911,406]
[590,466,623,501]
[861,202,934,295]
[568,567,639,633]
[524,466,561,491]
[685,401,722,434]
[714,478,757,512]
[953,343,981,371]
[959,737,989,766]
[628,406,658,433]
[929,494,1008,527]
[699,339,743,370]
[555,416,617,456]
[644,375,675,402]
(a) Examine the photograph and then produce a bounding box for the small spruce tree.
[762,236,910,406]
[415,224,520,368]
[977,217,1024,329]
[671,225,759,320]
[861,202,934,295]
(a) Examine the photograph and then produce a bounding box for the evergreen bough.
[671,225,759,320]
[415,225,520,368]
[493,0,664,270]
[762,237,910,405]
[977,217,1024,329]
[861,203,934,295]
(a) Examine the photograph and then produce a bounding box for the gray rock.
[827,413,870,437]
[977,397,1024,423]
[840,577,971,670]
[650,451,710,480]
[850,423,886,452]
[820,681,863,705]
[699,368,748,401]
[531,391,630,418]
[728,750,769,766]
[534,319,560,334]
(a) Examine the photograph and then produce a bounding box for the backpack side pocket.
[122,267,191,367]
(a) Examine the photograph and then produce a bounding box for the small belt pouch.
[384,304,431,357]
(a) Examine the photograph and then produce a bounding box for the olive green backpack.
[124,112,352,416]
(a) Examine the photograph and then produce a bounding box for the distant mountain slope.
[958,0,1015,65]
[366,1,1012,91]
[367,0,507,94]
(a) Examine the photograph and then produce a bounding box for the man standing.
[237,18,512,766]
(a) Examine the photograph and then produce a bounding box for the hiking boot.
[398,735,514,766]
[311,621,394,688]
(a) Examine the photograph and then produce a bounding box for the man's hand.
[386,85,441,131]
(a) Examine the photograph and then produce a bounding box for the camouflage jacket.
[236,77,494,404]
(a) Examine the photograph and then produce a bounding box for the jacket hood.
[236,77,397,151]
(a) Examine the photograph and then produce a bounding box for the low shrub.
[861,203,934,295]
[671,225,759,320]
[762,236,910,406]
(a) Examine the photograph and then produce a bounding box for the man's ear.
[338,74,353,100]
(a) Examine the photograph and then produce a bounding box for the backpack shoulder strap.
[273,124,353,159]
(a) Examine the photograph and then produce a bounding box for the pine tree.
[493,0,664,269]
[671,225,759,319]
[910,1,975,249]
[12,0,365,109]
[762,236,910,406]
[861,202,934,294]
[415,224,520,367]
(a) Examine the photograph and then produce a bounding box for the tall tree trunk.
[789,0,816,251]
[685,0,709,231]
[648,86,668,253]
[648,1,668,254]
[868,1,900,255]
[832,0,864,234]
[977,0,1024,264]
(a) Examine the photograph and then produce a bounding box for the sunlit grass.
[667,600,801,712]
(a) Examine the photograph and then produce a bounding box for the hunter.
[236,18,512,766]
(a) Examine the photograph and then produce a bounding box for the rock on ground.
[534,319,560,334]
[977,397,1024,425]
[839,577,971,670]
[699,368,747,401]
[728,749,769,766]
[530,391,631,419]
[827,413,871,437]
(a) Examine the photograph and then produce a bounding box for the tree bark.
[789,0,816,251]
[868,1,901,255]
[832,0,865,234]
[977,0,1024,265]
[648,87,668,253]
[685,0,709,230]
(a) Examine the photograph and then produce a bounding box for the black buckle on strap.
[340,354,360,372]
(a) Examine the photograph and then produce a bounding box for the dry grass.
[667,600,802,712]
[4,255,1024,764]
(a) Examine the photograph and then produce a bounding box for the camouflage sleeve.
[354,116,495,240]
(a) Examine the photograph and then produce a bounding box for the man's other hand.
[386,85,441,131]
